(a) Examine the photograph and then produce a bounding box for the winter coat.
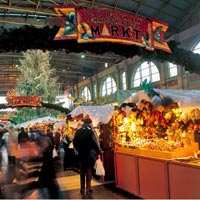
[73,123,101,164]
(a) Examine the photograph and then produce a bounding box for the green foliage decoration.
[0,102,70,124]
[0,26,199,74]
[140,79,159,98]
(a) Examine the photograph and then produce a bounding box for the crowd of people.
[0,117,103,198]
[0,125,62,198]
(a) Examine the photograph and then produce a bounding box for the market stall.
[115,89,200,154]
[114,89,200,198]
[68,105,114,126]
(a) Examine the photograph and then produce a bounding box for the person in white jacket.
[6,126,18,165]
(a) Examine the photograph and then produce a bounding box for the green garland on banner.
[0,102,70,124]
[0,26,199,74]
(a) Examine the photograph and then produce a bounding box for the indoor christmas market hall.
[0,0,200,199]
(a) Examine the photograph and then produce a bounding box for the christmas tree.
[14,49,61,121]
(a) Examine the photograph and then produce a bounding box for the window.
[168,62,177,77]
[101,76,117,96]
[81,86,91,101]
[133,61,160,87]
[192,41,200,54]
[93,84,97,99]
[122,72,126,90]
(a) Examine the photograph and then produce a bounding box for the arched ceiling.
[0,0,199,95]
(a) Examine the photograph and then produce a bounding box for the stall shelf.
[115,142,199,159]
[168,160,200,199]
[114,149,169,199]
[137,155,169,199]
[114,152,139,196]
[139,142,198,159]
[114,147,200,199]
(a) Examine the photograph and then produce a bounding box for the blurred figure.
[46,127,55,148]
[18,127,29,148]
[14,140,43,199]
[73,118,101,196]
[7,126,18,165]
[28,127,38,142]
[53,128,62,150]
[37,129,61,199]
[8,127,60,199]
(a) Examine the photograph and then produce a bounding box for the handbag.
[94,158,105,176]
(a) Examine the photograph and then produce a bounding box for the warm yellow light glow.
[131,122,136,131]
[124,117,128,124]
[172,108,181,117]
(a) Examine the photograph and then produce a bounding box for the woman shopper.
[63,128,76,171]
[73,118,101,196]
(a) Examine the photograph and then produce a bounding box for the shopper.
[18,127,29,148]
[37,129,61,198]
[73,118,101,196]
[53,128,62,150]
[7,126,18,165]
[63,128,76,171]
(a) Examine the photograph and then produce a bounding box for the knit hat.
[83,118,92,124]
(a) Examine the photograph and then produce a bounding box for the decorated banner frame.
[54,5,171,53]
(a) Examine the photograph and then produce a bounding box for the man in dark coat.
[18,127,29,148]
[73,118,101,196]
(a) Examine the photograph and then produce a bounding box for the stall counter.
[114,151,169,199]
[114,148,200,199]
[168,160,200,199]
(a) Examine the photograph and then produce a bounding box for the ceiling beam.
[69,0,143,16]
[155,0,171,19]
[174,1,200,32]
[114,0,119,11]
[0,19,45,27]
[0,5,57,16]
[35,0,41,11]
[135,0,143,15]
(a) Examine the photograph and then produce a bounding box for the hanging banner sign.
[76,8,154,51]
[151,19,171,53]
[54,6,171,53]
[0,114,9,120]
[54,6,77,40]
[6,96,42,107]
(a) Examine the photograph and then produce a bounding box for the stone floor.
[0,147,140,199]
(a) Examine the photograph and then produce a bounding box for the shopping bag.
[53,148,58,158]
[94,158,105,176]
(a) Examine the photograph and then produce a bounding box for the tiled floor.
[56,170,139,199]
[0,149,140,199]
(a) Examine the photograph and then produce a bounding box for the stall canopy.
[104,89,136,105]
[124,90,151,104]
[124,89,200,111]
[69,105,115,126]
[16,116,59,128]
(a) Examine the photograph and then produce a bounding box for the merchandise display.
[113,93,200,158]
